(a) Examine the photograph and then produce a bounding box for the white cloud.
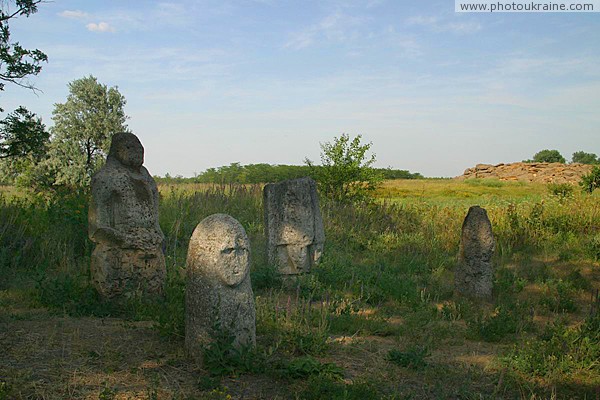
[406,15,482,34]
[384,26,421,58]
[59,10,90,19]
[284,12,366,49]
[86,22,116,33]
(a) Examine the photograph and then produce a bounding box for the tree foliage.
[580,166,600,194]
[305,134,383,203]
[175,163,421,185]
[572,151,598,165]
[0,0,47,96]
[0,105,47,158]
[531,149,566,164]
[0,1,48,179]
[48,76,129,189]
[15,76,129,192]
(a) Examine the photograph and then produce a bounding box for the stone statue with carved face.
[455,206,495,299]
[88,132,166,299]
[185,213,256,362]
[264,177,325,275]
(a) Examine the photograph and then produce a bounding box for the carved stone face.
[216,231,250,287]
[189,214,251,287]
[110,132,144,169]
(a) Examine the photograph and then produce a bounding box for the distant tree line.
[524,149,599,164]
[155,162,423,185]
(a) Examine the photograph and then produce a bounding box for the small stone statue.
[455,205,495,299]
[88,132,166,299]
[263,177,325,275]
[185,214,256,362]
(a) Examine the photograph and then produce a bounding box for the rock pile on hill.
[457,162,592,184]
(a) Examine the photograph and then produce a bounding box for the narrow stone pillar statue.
[88,132,166,299]
[455,206,495,299]
[263,177,325,275]
[185,214,256,362]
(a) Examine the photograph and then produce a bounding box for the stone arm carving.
[88,174,128,247]
[142,167,166,251]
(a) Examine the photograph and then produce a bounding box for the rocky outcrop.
[457,162,592,184]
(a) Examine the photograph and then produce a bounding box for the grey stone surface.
[455,206,495,299]
[88,132,166,299]
[185,214,256,362]
[263,177,325,275]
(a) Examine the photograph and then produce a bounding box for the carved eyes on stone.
[221,247,247,255]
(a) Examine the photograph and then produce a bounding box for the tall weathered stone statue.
[263,177,325,275]
[88,132,166,299]
[455,205,495,299]
[185,214,256,362]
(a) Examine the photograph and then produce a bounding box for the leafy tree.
[305,133,382,203]
[531,149,566,164]
[0,105,47,158]
[572,151,598,165]
[580,166,600,194]
[20,76,129,191]
[0,0,47,97]
[0,1,48,179]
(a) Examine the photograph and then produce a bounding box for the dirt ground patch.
[0,299,292,399]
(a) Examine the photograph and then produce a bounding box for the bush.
[502,315,600,382]
[386,346,430,369]
[468,302,533,342]
[547,183,574,198]
[580,165,600,193]
[530,149,566,164]
[284,356,344,380]
[298,375,381,400]
[202,327,264,377]
[539,279,578,313]
[572,151,598,165]
[305,134,383,204]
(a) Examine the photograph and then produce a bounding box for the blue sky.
[3,0,599,177]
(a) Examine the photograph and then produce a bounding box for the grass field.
[0,179,598,399]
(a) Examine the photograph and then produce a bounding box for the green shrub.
[530,149,566,164]
[255,292,330,356]
[284,356,344,380]
[547,183,574,198]
[298,375,381,400]
[0,381,11,400]
[439,301,464,321]
[539,279,578,313]
[580,165,600,193]
[468,302,533,342]
[250,262,282,290]
[34,271,114,317]
[502,314,600,384]
[202,327,264,377]
[494,268,526,298]
[329,313,395,337]
[386,346,430,369]
[149,271,186,338]
[587,234,600,261]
